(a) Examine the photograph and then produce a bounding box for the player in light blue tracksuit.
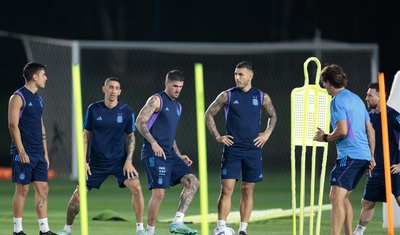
[313,64,375,235]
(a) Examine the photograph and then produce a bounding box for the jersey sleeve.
[331,96,347,125]
[125,105,135,134]
[83,104,93,131]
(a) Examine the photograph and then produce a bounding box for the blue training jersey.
[141,92,182,158]
[223,87,264,155]
[330,89,371,160]
[369,106,400,170]
[10,86,44,155]
[83,101,135,164]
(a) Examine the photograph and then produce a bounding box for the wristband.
[322,134,329,142]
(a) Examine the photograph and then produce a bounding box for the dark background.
[0,0,398,167]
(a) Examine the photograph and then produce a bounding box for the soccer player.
[8,62,57,235]
[353,83,400,235]
[58,77,145,235]
[135,70,199,235]
[313,64,375,235]
[205,61,277,235]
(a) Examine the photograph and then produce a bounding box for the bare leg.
[147,188,165,226]
[343,192,353,235]
[64,186,87,225]
[330,185,349,235]
[218,179,236,220]
[357,199,376,227]
[32,181,50,219]
[124,178,145,223]
[13,183,30,218]
[177,174,199,213]
[239,182,255,223]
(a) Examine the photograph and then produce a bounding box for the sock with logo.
[146,225,155,235]
[172,212,184,224]
[13,217,23,233]
[38,218,50,233]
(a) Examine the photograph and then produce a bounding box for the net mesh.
[18,37,378,178]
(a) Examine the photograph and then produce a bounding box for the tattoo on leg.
[359,220,369,227]
[178,175,199,212]
[37,196,46,209]
[66,202,80,225]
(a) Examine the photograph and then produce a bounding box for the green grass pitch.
[0,172,398,235]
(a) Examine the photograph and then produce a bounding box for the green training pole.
[72,64,89,235]
[194,63,209,235]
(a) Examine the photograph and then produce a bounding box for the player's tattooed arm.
[135,95,160,144]
[263,92,277,135]
[125,132,135,161]
[205,91,228,139]
[172,140,181,156]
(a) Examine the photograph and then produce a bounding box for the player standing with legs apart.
[353,82,400,235]
[313,64,375,235]
[205,61,277,235]
[8,62,57,235]
[57,77,145,235]
[135,70,199,235]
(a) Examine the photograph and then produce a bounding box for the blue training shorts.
[12,153,48,184]
[142,152,193,190]
[363,169,400,202]
[86,158,129,190]
[220,152,263,183]
[330,156,369,191]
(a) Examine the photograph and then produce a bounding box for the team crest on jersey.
[252,96,259,106]
[116,113,123,123]
[176,107,181,116]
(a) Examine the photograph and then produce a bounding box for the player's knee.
[191,176,199,191]
[241,187,253,198]
[361,199,375,209]
[130,183,143,196]
[17,184,30,196]
[72,189,81,202]
[182,174,199,191]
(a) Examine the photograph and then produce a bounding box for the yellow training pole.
[72,64,88,235]
[378,73,394,235]
[195,63,209,235]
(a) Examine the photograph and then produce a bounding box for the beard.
[368,103,378,110]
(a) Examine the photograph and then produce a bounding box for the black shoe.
[13,231,27,235]
[239,231,247,235]
[39,231,57,235]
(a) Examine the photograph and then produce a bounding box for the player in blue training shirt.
[8,62,57,235]
[313,64,375,235]
[205,61,277,235]
[353,82,400,235]
[58,77,145,235]
[135,70,199,235]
